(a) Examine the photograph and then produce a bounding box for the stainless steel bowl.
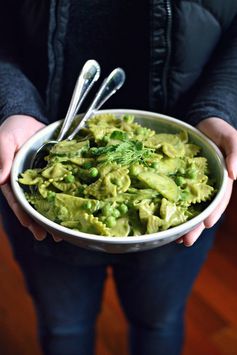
[11,109,228,253]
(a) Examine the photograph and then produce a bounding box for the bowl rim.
[11,109,228,244]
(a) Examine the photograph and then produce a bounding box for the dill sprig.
[90,141,154,165]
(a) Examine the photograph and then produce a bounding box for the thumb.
[222,134,237,180]
[0,133,16,184]
[197,117,237,180]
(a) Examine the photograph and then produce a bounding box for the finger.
[182,223,205,247]
[204,178,233,228]
[226,152,237,180]
[0,134,15,184]
[197,118,237,180]
[1,184,47,241]
[176,181,232,245]
[220,129,237,180]
[176,237,184,244]
[51,233,63,242]
[29,224,47,241]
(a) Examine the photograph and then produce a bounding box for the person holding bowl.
[0,1,237,355]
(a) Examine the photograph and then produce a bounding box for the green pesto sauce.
[19,114,216,237]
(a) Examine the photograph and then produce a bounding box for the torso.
[58,0,150,117]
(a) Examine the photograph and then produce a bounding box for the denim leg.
[0,192,110,355]
[0,191,218,354]
[23,255,107,355]
[113,229,216,355]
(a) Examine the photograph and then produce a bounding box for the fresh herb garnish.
[90,141,154,165]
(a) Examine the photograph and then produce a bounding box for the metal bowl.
[11,109,228,253]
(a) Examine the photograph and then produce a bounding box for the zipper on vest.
[47,0,69,120]
[46,0,59,118]
[162,0,172,112]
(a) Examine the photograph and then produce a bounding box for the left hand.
[177,117,237,246]
[0,115,62,242]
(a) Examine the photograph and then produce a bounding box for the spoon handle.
[57,59,101,141]
[66,68,126,141]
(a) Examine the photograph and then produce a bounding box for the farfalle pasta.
[19,114,216,237]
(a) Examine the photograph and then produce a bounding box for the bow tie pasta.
[19,114,216,237]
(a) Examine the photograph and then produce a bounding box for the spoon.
[66,67,126,141]
[30,59,101,168]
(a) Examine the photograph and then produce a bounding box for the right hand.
[0,115,50,241]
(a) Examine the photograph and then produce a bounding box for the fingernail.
[183,242,193,247]
[176,238,183,244]
[229,168,237,180]
[52,234,63,242]
[29,226,46,241]
[231,162,237,180]
[54,238,63,243]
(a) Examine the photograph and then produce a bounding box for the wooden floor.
[0,184,236,355]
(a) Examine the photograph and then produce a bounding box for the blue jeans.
[0,192,216,355]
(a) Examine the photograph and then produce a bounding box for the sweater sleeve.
[0,2,49,125]
[0,60,49,125]
[186,16,237,129]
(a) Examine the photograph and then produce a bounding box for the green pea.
[102,135,110,143]
[102,204,113,217]
[112,208,121,218]
[90,147,98,155]
[181,189,189,201]
[151,162,159,169]
[84,201,92,210]
[118,204,128,215]
[130,165,142,176]
[175,176,186,186]
[187,168,197,179]
[190,171,197,179]
[89,167,98,177]
[106,216,116,228]
[47,191,56,202]
[65,174,75,183]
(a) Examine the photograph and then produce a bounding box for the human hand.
[177,117,237,247]
[0,115,62,242]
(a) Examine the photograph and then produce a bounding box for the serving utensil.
[66,67,125,140]
[30,59,100,168]
[31,67,126,168]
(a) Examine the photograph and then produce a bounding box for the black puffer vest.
[43,0,237,123]
[1,0,237,127]
[150,0,237,112]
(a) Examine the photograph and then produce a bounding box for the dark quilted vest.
[8,0,237,120]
